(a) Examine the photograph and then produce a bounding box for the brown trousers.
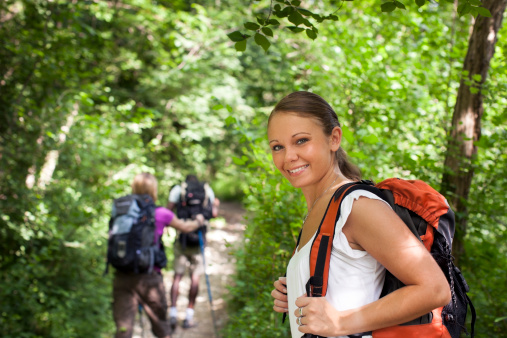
[112,271,171,338]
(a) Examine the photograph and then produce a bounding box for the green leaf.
[256,17,265,25]
[287,26,305,33]
[469,87,479,94]
[235,39,247,52]
[269,19,281,25]
[457,3,471,16]
[232,156,246,165]
[212,104,224,110]
[476,6,492,17]
[472,74,482,82]
[305,29,317,40]
[415,0,425,7]
[244,22,260,30]
[363,134,379,144]
[394,1,406,9]
[254,33,271,52]
[468,0,483,6]
[381,2,397,12]
[341,125,355,144]
[288,11,304,25]
[261,27,274,37]
[227,31,246,42]
[494,316,507,323]
[348,151,368,160]
[302,19,313,27]
[225,116,237,126]
[312,13,324,22]
[297,8,313,16]
[281,6,293,17]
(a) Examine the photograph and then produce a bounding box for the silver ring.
[297,316,302,326]
[298,307,303,317]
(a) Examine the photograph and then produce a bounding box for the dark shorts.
[112,271,170,338]
[173,242,204,276]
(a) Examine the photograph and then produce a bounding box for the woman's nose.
[285,146,298,162]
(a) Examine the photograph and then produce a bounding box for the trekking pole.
[138,303,145,338]
[198,228,220,338]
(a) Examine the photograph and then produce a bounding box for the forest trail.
[133,201,246,338]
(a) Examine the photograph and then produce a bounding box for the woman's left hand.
[294,294,343,337]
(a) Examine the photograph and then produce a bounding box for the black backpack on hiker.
[287,179,475,338]
[105,194,167,274]
[175,180,213,248]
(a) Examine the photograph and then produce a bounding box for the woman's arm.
[169,214,205,233]
[296,197,451,336]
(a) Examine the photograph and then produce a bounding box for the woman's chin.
[284,177,306,189]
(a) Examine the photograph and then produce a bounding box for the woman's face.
[267,112,340,189]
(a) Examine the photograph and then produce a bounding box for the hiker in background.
[268,92,451,337]
[109,173,205,338]
[167,174,219,330]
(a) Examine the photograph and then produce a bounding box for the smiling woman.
[268,91,451,338]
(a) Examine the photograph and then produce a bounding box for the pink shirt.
[154,207,175,272]
[154,207,175,241]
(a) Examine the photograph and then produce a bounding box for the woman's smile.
[287,164,309,175]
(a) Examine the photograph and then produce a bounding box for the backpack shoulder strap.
[203,182,210,208]
[306,181,386,297]
[180,182,188,203]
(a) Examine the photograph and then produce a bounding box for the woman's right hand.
[195,214,205,225]
[170,214,203,233]
[271,277,288,313]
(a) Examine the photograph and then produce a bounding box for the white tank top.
[286,190,388,338]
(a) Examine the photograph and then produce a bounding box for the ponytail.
[336,148,361,181]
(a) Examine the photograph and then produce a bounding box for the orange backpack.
[294,179,475,338]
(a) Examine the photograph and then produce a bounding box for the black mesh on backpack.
[176,180,212,248]
[432,230,475,337]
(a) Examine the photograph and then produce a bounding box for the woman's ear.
[330,126,342,151]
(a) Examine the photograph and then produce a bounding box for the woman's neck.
[302,171,350,210]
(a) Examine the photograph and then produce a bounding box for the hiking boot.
[169,316,178,331]
[182,319,197,329]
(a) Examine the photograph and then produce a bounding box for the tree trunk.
[25,103,79,190]
[441,0,507,266]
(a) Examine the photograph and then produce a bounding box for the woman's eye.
[272,145,283,151]
[296,138,309,145]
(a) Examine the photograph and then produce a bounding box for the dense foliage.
[0,0,505,337]
[228,0,493,52]
[223,1,507,337]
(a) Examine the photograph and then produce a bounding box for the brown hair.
[131,172,158,202]
[269,91,361,181]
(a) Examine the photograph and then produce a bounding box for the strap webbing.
[307,182,385,297]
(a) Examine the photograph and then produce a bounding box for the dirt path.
[133,201,246,338]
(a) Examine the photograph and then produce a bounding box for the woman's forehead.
[268,113,322,137]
